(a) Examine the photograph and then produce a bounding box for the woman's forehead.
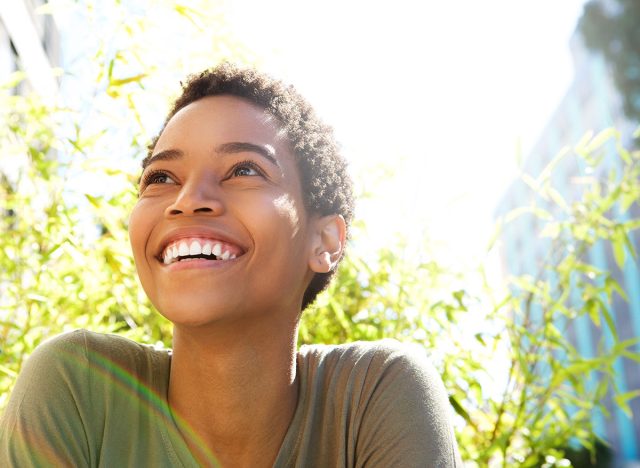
[147,96,300,187]
[156,95,290,155]
[168,96,277,133]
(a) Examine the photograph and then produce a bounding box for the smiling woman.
[0,63,461,467]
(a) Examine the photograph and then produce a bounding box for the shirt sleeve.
[355,341,462,468]
[0,330,92,467]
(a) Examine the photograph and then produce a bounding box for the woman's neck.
[168,318,299,468]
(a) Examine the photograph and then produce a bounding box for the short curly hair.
[143,62,354,311]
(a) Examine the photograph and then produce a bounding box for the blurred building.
[0,0,60,96]
[496,22,640,467]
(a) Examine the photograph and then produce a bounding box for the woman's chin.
[155,298,257,330]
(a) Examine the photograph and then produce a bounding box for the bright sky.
[227,0,588,266]
[46,0,589,268]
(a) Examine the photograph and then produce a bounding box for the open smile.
[159,237,245,265]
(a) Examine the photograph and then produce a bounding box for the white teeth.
[163,239,240,264]
[178,242,189,257]
[212,243,222,257]
[189,241,201,255]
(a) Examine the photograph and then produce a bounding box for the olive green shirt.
[0,330,461,467]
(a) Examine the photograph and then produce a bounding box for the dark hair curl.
[144,62,354,311]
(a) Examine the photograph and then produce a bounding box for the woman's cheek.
[128,201,152,267]
[272,194,302,236]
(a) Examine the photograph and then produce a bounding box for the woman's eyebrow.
[143,142,281,170]
[215,142,280,168]
[143,149,183,169]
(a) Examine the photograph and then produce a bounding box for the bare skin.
[169,319,299,467]
[128,95,345,466]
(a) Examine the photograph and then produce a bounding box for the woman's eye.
[143,171,176,186]
[231,162,263,178]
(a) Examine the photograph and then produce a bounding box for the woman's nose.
[164,178,225,217]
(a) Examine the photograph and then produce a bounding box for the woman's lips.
[162,255,240,271]
[160,237,244,265]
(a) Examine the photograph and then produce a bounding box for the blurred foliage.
[561,440,613,468]
[304,127,640,466]
[578,0,640,121]
[0,0,253,407]
[1,1,640,467]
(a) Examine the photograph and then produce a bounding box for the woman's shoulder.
[24,329,171,386]
[288,340,462,466]
[298,338,439,380]
[30,328,169,361]
[7,329,171,422]
[297,338,448,414]
[1,331,173,466]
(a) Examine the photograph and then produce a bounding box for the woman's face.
[129,95,316,327]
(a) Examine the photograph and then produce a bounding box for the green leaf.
[474,333,486,346]
[575,130,594,152]
[448,395,472,424]
[621,350,640,363]
[601,305,618,341]
[620,192,637,214]
[604,276,628,302]
[595,379,609,400]
[521,173,540,192]
[618,145,633,165]
[622,229,637,259]
[613,337,640,353]
[1,71,26,89]
[622,219,640,232]
[584,128,618,154]
[0,364,17,378]
[532,207,553,221]
[586,299,600,327]
[109,73,147,87]
[174,3,202,28]
[108,58,115,81]
[613,390,640,418]
[612,232,626,269]
[84,193,101,208]
[546,187,570,212]
[538,147,570,183]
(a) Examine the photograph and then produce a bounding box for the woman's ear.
[308,215,346,273]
